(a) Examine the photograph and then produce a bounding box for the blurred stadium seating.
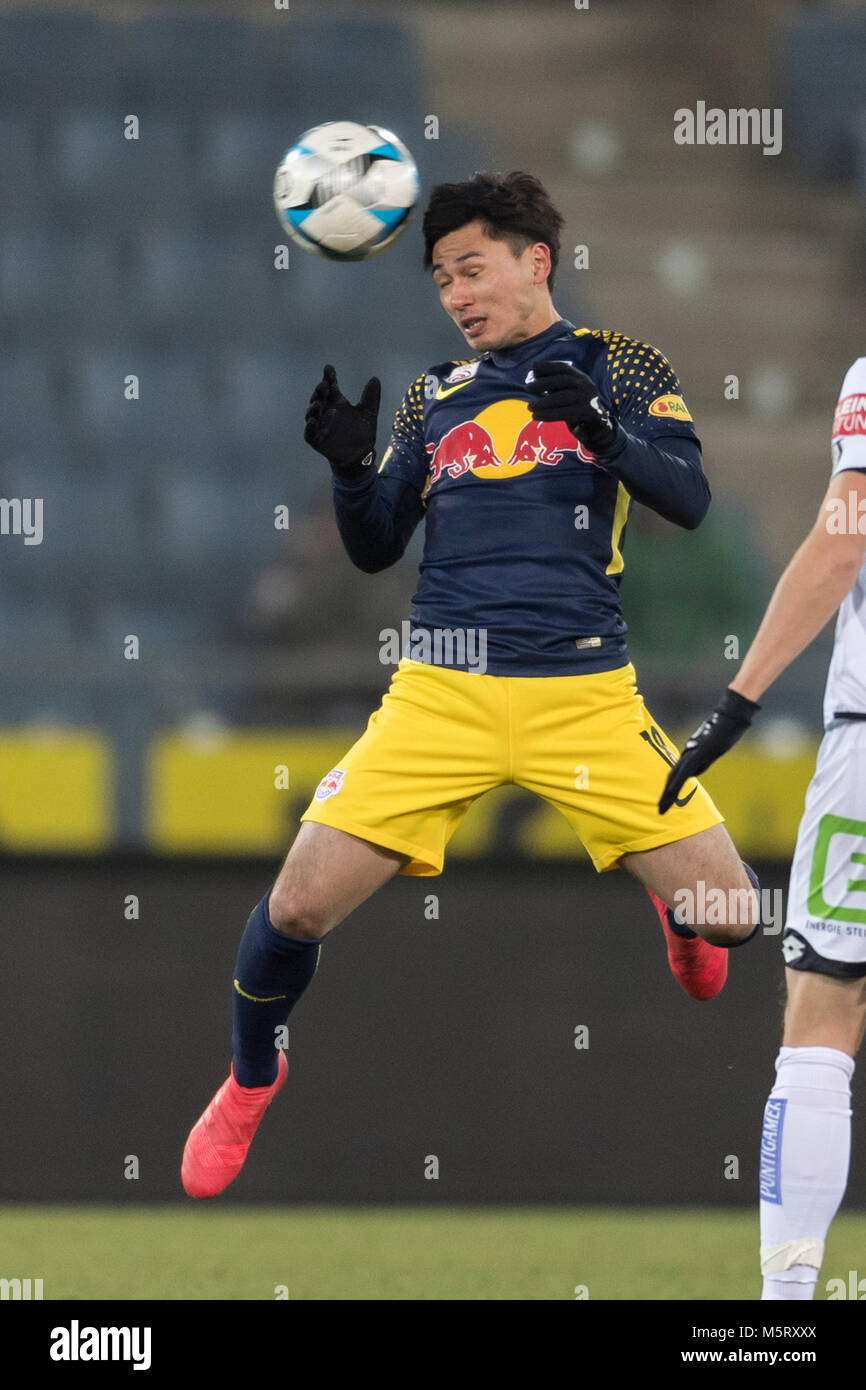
[780,5,866,184]
[1,1,865,851]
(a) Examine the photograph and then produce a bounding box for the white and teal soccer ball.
[273,121,420,261]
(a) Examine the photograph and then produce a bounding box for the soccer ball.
[273,121,420,261]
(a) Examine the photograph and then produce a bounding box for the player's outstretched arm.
[659,468,866,813]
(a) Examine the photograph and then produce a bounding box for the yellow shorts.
[300,657,723,875]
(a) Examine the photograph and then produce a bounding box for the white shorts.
[784,719,866,977]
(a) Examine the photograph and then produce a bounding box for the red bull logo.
[314,767,346,802]
[425,399,595,490]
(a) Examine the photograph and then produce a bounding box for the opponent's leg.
[182,823,406,1198]
[756,720,866,1291]
[759,970,866,1300]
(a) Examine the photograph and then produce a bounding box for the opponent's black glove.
[304,364,381,479]
[658,687,761,815]
[526,360,621,459]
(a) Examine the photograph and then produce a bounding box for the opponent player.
[660,357,866,1301]
[182,172,759,1199]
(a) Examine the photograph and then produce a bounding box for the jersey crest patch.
[314,768,346,801]
[444,361,480,385]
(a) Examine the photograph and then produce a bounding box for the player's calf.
[182,823,403,1195]
[181,891,320,1198]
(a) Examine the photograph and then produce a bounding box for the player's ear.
[531,241,551,285]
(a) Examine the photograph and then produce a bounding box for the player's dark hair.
[422,171,564,290]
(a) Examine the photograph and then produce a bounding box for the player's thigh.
[622,819,746,894]
[269,821,408,939]
[621,822,757,939]
[783,966,866,1056]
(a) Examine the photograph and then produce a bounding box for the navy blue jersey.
[339,317,707,676]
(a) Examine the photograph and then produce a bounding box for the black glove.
[526,360,620,459]
[658,687,761,815]
[304,364,381,479]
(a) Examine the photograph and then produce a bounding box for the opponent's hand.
[658,687,761,815]
[526,360,620,459]
[304,364,381,478]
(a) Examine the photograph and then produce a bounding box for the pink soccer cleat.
[182,1050,289,1199]
[646,885,728,1001]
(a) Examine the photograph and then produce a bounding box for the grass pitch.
[2,1206,865,1300]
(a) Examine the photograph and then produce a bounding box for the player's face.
[431,222,552,352]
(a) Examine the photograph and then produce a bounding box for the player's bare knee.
[692,881,760,946]
[267,888,332,941]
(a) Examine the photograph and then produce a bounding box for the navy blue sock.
[665,911,699,940]
[665,861,761,944]
[231,894,321,1088]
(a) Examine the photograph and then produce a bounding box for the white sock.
[759,1045,854,1300]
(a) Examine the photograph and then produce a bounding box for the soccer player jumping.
[182,172,759,1199]
[660,357,866,1300]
